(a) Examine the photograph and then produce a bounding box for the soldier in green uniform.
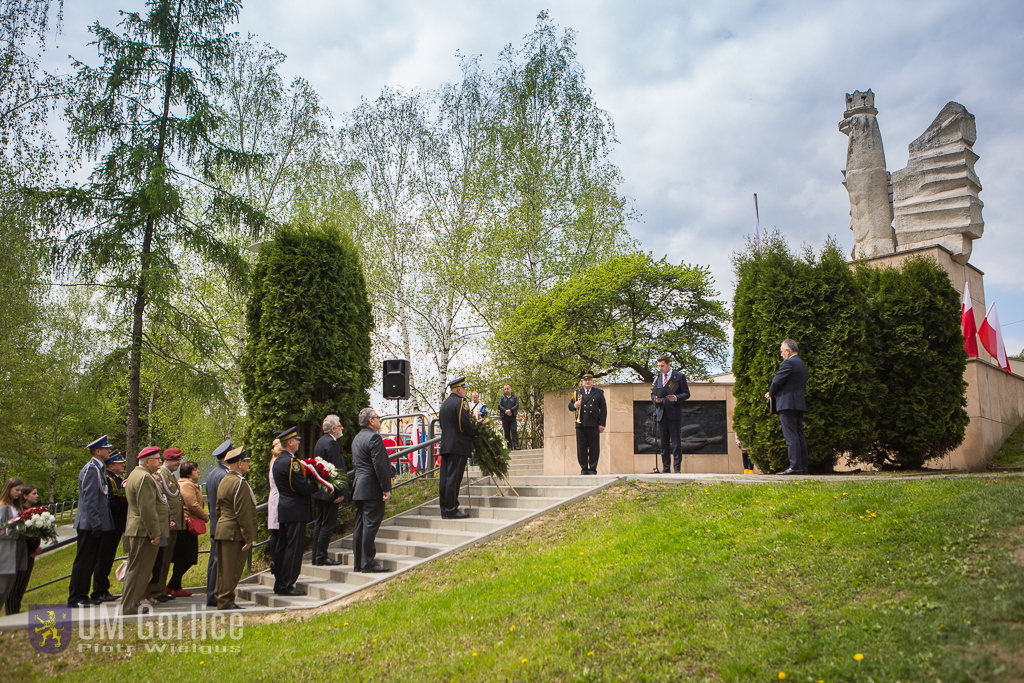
[568,371,607,474]
[214,447,257,610]
[150,448,183,602]
[121,446,166,615]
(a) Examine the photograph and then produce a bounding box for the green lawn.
[5,476,1024,682]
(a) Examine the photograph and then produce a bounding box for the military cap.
[580,370,595,380]
[138,446,162,460]
[106,450,125,464]
[162,447,184,461]
[277,427,300,442]
[447,376,467,389]
[87,435,111,450]
[224,446,250,464]
[212,440,234,460]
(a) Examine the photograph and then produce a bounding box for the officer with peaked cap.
[90,450,127,603]
[214,447,257,609]
[569,371,607,474]
[438,377,477,519]
[150,448,184,602]
[204,439,233,607]
[271,426,317,596]
[68,435,116,608]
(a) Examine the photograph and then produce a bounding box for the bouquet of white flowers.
[5,506,58,543]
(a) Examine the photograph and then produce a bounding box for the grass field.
[5,475,1024,682]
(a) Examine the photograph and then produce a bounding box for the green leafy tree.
[241,222,372,497]
[853,256,968,469]
[35,0,266,466]
[497,252,730,386]
[732,233,875,473]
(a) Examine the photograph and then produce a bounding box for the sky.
[45,0,1024,358]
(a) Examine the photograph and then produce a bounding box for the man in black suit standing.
[438,376,477,519]
[765,339,809,475]
[651,355,691,473]
[498,383,520,450]
[350,408,392,573]
[568,371,607,475]
[310,415,346,566]
[271,427,318,596]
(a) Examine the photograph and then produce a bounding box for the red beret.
[162,448,184,460]
[138,446,161,459]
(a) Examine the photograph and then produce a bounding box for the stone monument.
[892,102,984,264]
[839,89,896,259]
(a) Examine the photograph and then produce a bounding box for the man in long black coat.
[438,376,477,519]
[351,408,392,573]
[766,339,809,474]
[272,426,318,595]
[311,415,346,566]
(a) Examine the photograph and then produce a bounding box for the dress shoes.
[276,587,306,596]
[776,468,807,475]
[365,565,392,574]
[450,511,470,519]
[322,558,343,566]
[154,594,174,602]
[92,593,119,603]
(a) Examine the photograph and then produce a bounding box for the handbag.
[186,517,207,536]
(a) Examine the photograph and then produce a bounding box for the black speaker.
[382,359,411,400]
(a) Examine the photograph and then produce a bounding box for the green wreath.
[471,417,511,478]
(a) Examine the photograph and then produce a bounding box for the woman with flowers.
[0,477,27,608]
[4,485,43,614]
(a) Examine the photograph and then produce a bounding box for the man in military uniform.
[68,435,115,608]
[568,371,607,475]
[271,427,317,596]
[150,448,183,602]
[438,377,477,519]
[204,439,233,607]
[351,408,392,573]
[121,446,166,615]
[214,447,257,610]
[91,450,127,603]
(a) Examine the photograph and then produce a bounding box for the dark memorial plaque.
[633,400,728,455]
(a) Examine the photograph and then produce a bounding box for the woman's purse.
[186,517,206,536]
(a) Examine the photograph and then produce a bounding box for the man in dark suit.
[350,408,393,573]
[765,339,809,475]
[438,376,477,518]
[311,415,347,566]
[568,371,607,475]
[651,355,691,473]
[91,450,128,603]
[498,383,520,450]
[271,426,318,595]
[68,435,115,608]
[204,439,233,607]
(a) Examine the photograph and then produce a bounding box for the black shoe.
[777,468,797,475]
[366,565,392,573]
[219,604,244,610]
[311,560,322,566]
[154,594,173,602]
[322,559,343,566]
[92,593,119,603]
[352,566,363,573]
[451,511,470,519]
[581,469,588,475]
[282,588,305,596]
[206,600,217,607]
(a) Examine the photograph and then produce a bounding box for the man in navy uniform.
[68,435,115,608]
[91,450,127,603]
[204,439,233,607]
[651,355,691,473]
[272,426,318,596]
[438,377,477,518]
[568,372,607,475]
[351,408,392,573]
[311,415,346,566]
[765,339,809,475]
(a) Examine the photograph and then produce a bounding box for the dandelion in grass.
[778,673,786,680]
[521,658,528,663]
[587,651,594,656]
[510,625,516,631]
[854,653,864,661]
[472,652,478,657]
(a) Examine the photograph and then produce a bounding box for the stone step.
[504,475,620,487]
[299,563,385,584]
[375,525,479,545]
[235,582,342,608]
[390,514,506,533]
[324,550,420,572]
[338,536,449,558]
[412,504,529,521]
[465,484,593,498]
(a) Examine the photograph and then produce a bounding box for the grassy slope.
[5,476,1024,682]
[18,478,438,607]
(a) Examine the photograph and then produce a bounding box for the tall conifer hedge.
[853,256,968,468]
[241,224,373,496]
[732,234,875,473]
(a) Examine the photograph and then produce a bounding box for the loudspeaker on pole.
[382,359,411,400]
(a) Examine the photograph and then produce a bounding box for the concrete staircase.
[468,447,545,478]
[235,474,617,609]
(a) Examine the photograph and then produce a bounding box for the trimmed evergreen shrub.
[732,233,875,473]
[241,223,373,496]
[853,256,968,469]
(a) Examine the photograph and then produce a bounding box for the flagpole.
[753,193,761,250]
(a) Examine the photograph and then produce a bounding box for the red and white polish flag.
[978,301,1012,373]
[962,281,979,358]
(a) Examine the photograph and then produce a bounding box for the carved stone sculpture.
[891,102,983,264]
[839,90,896,259]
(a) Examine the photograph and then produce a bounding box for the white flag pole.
[753,193,761,250]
